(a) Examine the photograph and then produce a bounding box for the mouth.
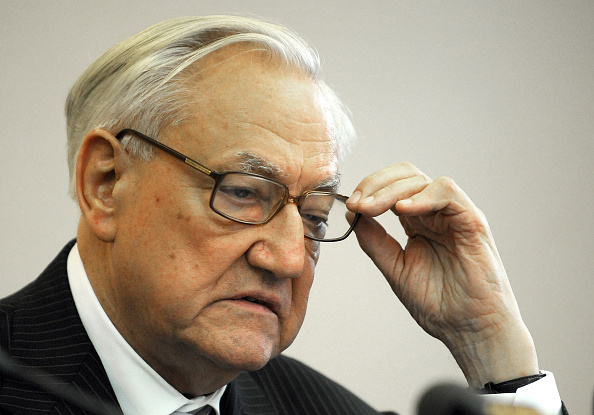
[228,293,281,315]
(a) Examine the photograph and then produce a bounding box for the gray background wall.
[1,1,592,414]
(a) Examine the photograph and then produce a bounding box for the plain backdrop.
[1,2,593,414]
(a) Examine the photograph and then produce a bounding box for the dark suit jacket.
[0,241,395,415]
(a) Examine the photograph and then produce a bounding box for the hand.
[346,162,539,387]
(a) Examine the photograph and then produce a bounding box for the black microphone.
[0,346,120,415]
[417,383,486,415]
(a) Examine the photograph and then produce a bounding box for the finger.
[347,162,432,216]
[348,174,432,217]
[395,176,474,217]
[348,162,429,200]
[352,214,404,285]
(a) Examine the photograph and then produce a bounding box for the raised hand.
[346,162,539,387]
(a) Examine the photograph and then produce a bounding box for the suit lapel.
[220,372,276,415]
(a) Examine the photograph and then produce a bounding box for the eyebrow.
[230,151,342,192]
[314,174,342,192]
[234,152,285,178]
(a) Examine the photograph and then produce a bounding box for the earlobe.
[76,129,123,242]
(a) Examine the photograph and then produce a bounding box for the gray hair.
[65,15,356,198]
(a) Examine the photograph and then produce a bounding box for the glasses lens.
[212,173,286,223]
[300,193,352,241]
[212,174,355,242]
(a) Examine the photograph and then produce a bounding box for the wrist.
[444,321,539,388]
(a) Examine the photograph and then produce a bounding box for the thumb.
[352,215,404,286]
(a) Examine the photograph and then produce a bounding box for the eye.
[301,210,330,239]
[217,185,262,208]
[300,212,329,240]
[220,185,257,201]
[302,212,329,227]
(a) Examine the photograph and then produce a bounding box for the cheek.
[289,241,318,319]
[113,199,245,307]
[292,274,313,315]
[291,243,318,314]
[279,258,316,350]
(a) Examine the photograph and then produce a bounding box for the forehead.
[167,47,339,191]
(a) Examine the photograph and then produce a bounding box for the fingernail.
[347,190,361,204]
[398,198,412,205]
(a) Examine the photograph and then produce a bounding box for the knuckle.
[474,207,489,227]
[435,176,458,193]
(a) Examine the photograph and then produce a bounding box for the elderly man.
[0,15,565,415]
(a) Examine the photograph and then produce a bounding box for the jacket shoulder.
[0,240,77,347]
[0,241,120,415]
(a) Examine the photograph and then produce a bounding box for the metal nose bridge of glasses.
[114,128,361,242]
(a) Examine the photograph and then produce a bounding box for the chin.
[227,341,281,371]
[199,332,283,373]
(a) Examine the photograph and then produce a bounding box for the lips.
[228,292,282,315]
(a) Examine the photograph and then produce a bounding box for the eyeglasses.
[115,129,360,242]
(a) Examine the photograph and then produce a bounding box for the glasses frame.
[115,128,360,242]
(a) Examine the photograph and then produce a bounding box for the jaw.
[133,325,280,396]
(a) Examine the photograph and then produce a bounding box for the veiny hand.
[346,162,539,387]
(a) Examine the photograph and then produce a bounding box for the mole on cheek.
[176,212,191,221]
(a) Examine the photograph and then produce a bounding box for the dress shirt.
[67,244,225,415]
[480,371,562,415]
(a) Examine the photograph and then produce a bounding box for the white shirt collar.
[67,243,226,415]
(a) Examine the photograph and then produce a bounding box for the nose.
[246,203,306,279]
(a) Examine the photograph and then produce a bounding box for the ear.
[76,129,125,242]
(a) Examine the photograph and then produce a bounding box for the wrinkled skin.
[346,162,538,386]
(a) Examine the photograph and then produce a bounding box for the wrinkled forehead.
[167,47,340,192]
[230,151,341,192]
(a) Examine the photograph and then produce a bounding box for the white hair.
[65,15,356,198]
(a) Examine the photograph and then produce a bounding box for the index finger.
[346,162,432,217]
